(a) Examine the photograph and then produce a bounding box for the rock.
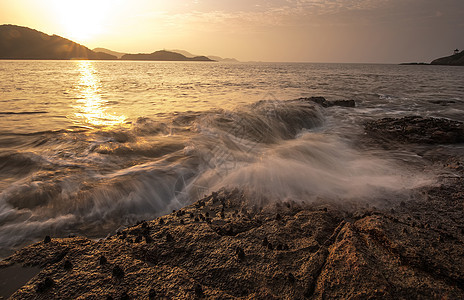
[364,116,464,144]
[120,292,130,300]
[236,247,245,260]
[99,255,108,265]
[63,260,73,270]
[5,180,464,299]
[262,237,269,247]
[166,233,174,242]
[267,243,274,250]
[43,236,51,243]
[429,100,456,106]
[288,272,296,283]
[300,96,356,108]
[36,277,54,293]
[194,284,204,297]
[112,265,124,278]
[331,100,356,107]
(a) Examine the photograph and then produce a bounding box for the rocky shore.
[1,114,464,299]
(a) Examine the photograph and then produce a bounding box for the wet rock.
[288,272,296,283]
[236,246,245,260]
[166,233,174,242]
[43,235,51,243]
[365,116,464,144]
[262,237,269,247]
[112,265,125,278]
[148,289,156,299]
[63,260,73,270]
[429,100,456,106]
[301,96,356,108]
[36,277,54,293]
[99,255,107,265]
[194,284,204,297]
[331,99,356,107]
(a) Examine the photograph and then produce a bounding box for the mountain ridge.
[0,24,116,60]
[121,50,214,62]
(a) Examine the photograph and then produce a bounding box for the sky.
[0,0,463,63]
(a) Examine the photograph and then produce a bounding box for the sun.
[51,0,112,42]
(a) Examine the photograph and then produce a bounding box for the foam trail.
[188,131,434,206]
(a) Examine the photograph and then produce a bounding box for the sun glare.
[51,0,112,42]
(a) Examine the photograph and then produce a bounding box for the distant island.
[0,24,116,60]
[0,24,237,62]
[431,49,464,66]
[93,47,239,63]
[400,49,464,66]
[121,50,214,62]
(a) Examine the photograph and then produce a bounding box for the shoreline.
[1,115,464,299]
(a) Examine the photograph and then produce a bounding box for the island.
[431,49,464,66]
[0,24,116,60]
[121,50,214,62]
[0,25,228,62]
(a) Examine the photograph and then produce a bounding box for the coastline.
[1,116,464,299]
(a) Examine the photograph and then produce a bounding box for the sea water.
[1,60,463,255]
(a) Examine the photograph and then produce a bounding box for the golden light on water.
[74,61,126,127]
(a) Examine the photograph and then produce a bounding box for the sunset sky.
[1,0,463,63]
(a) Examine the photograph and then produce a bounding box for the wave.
[0,98,434,253]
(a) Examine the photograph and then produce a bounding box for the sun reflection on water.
[74,61,126,127]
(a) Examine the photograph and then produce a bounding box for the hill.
[121,50,214,61]
[0,25,116,60]
[431,50,464,66]
[168,49,239,62]
[93,48,127,59]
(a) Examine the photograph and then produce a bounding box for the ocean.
[1,60,463,256]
